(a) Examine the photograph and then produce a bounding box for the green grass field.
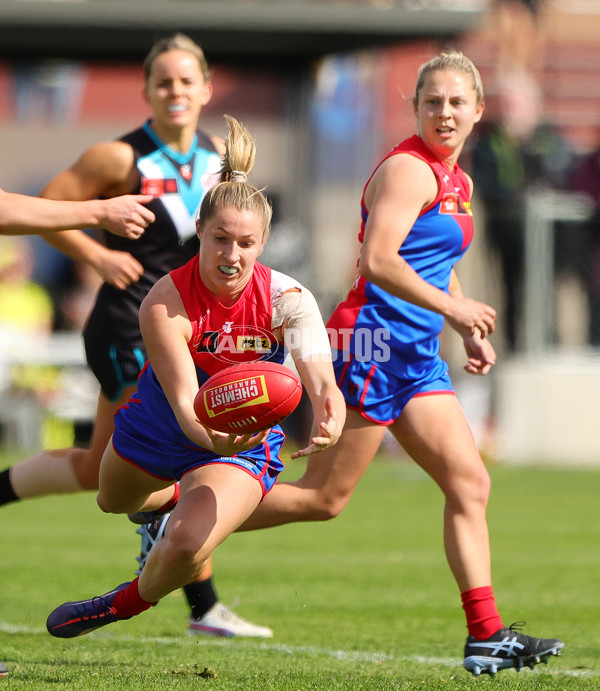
[1,452,599,690]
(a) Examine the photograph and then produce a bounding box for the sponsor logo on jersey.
[236,335,272,352]
[141,177,178,196]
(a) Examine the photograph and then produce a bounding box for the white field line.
[1,621,597,678]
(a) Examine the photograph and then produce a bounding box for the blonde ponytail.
[198,115,272,241]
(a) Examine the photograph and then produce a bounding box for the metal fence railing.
[524,189,595,355]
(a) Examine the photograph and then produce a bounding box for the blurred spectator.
[0,236,58,449]
[572,138,600,346]
[12,60,85,125]
[471,70,575,352]
[491,0,546,74]
[0,236,54,337]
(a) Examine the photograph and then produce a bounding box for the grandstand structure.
[0,0,484,63]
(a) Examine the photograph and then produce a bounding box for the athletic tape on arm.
[272,285,332,361]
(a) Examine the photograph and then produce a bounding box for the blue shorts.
[113,399,285,497]
[333,353,454,425]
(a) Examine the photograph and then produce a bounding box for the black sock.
[183,577,219,620]
[0,469,19,507]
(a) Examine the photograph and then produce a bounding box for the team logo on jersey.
[440,193,472,216]
[141,177,178,196]
[197,331,220,353]
[196,325,275,363]
[179,164,193,181]
[164,152,196,187]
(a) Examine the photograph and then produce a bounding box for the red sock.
[461,586,504,639]
[158,483,180,513]
[112,578,155,618]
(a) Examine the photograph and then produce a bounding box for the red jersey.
[170,255,284,379]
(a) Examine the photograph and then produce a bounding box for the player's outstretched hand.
[100,194,156,239]
[291,396,343,459]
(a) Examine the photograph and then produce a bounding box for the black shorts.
[83,330,147,402]
[82,284,148,402]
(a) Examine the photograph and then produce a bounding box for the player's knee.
[446,464,491,512]
[163,532,209,578]
[303,490,351,521]
[469,465,491,507]
[291,468,355,520]
[70,448,102,491]
[96,491,133,515]
[96,492,115,514]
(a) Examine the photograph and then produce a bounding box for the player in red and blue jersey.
[0,33,272,639]
[328,133,476,422]
[46,115,345,639]
[114,256,305,490]
[240,50,564,677]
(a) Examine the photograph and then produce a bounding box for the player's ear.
[474,100,485,124]
[200,81,213,107]
[196,219,202,240]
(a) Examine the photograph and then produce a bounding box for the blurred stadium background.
[0,0,599,463]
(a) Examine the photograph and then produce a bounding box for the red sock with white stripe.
[461,586,504,639]
[112,578,155,618]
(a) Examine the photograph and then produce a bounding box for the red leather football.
[194,361,302,434]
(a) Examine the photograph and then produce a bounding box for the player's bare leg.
[47,463,262,637]
[390,394,491,591]
[8,387,135,497]
[138,465,262,602]
[391,393,563,677]
[4,385,249,636]
[239,408,385,529]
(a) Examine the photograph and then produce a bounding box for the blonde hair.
[143,33,210,83]
[198,115,272,241]
[414,50,484,106]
